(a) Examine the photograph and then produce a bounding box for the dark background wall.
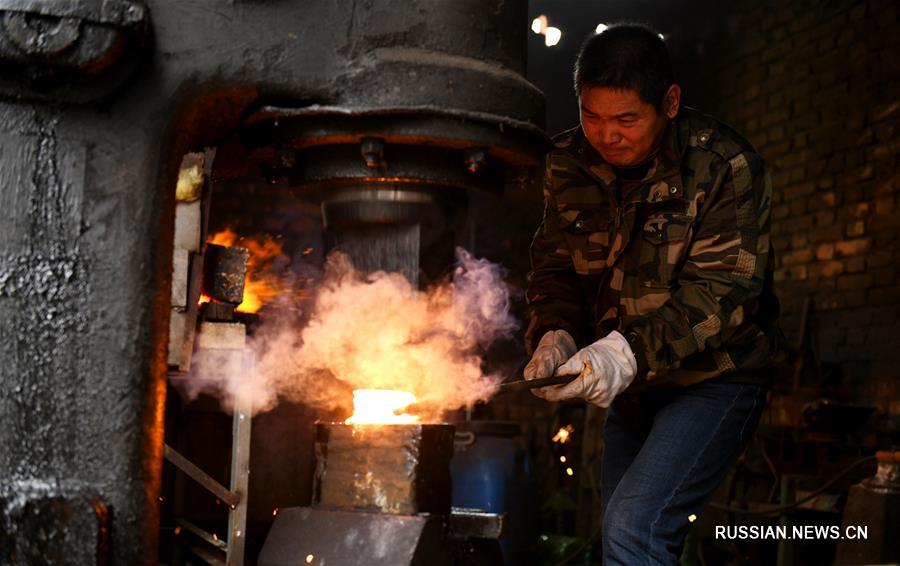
[524,0,900,414]
[689,0,900,410]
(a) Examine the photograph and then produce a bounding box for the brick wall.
[687,0,900,405]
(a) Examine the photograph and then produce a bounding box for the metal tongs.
[497,373,576,394]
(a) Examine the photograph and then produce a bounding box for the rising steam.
[180,248,517,417]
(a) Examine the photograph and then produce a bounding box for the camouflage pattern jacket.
[526,108,781,389]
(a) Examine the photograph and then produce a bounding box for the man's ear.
[664,84,681,119]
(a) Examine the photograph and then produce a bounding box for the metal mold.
[313,423,455,515]
[202,244,250,305]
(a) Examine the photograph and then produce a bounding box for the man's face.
[579,85,680,167]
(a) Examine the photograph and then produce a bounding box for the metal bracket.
[0,0,149,102]
[0,0,145,27]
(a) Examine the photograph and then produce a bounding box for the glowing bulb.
[595,23,608,34]
[560,456,567,463]
[544,27,562,47]
[688,514,697,523]
[566,467,574,476]
[306,555,314,564]
[659,33,666,41]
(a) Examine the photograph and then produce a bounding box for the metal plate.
[258,507,448,566]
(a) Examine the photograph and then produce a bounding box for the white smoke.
[177,247,517,418]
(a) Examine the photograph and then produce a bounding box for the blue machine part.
[450,421,538,564]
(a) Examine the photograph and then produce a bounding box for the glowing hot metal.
[345,389,419,425]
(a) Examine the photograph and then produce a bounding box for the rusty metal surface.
[203,244,250,305]
[0,481,109,565]
[0,0,148,101]
[314,423,454,515]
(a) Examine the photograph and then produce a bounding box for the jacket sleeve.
[525,158,592,354]
[623,151,772,377]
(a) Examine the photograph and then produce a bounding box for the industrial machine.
[0,0,546,564]
[259,423,505,565]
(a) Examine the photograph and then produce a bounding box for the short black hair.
[574,23,675,108]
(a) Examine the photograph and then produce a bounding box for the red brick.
[875,196,894,215]
[872,267,895,287]
[846,220,866,237]
[816,210,836,226]
[834,238,872,257]
[867,251,893,268]
[791,265,809,280]
[791,234,808,248]
[846,256,866,273]
[816,243,835,260]
[818,260,845,277]
[850,203,871,218]
[783,248,814,265]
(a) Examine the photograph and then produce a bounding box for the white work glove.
[539,330,638,407]
[524,330,577,386]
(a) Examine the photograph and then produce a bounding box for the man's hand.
[538,331,638,407]
[524,330,577,393]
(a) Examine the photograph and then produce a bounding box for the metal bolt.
[699,133,709,143]
[670,186,678,194]
[574,220,584,229]
[360,137,385,168]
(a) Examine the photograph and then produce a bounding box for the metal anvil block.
[313,423,454,515]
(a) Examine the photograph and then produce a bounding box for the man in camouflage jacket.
[524,24,781,564]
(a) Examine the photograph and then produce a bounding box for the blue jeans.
[601,378,767,565]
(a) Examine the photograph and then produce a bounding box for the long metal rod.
[226,394,252,566]
[164,444,241,508]
[497,374,576,394]
[175,518,228,551]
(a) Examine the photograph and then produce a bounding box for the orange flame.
[205,228,288,313]
[345,389,419,425]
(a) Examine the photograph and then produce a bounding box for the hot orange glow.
[552,425,574,444]
[204,228,288,313]
[345,389,419,425]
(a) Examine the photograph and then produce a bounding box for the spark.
[531,15,547,35]
[552,425,574,444]
[544,27,562,47]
